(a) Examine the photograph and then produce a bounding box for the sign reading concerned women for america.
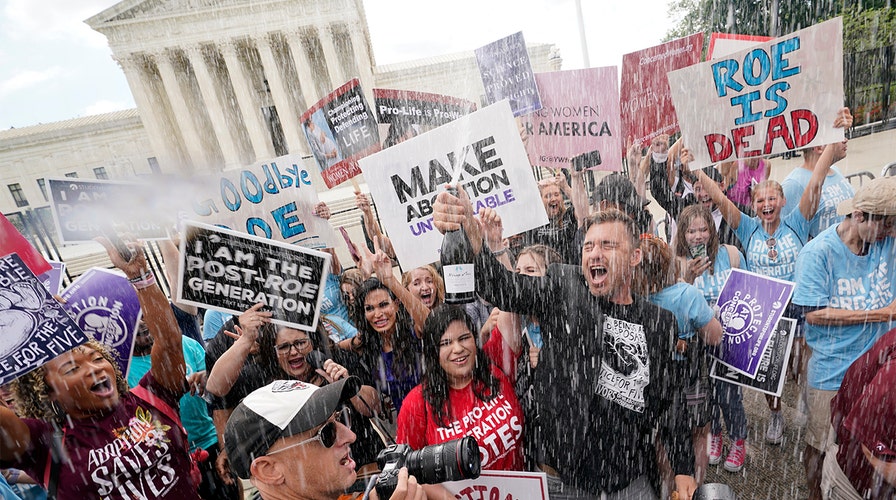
[668,17,844,170]
[178,221,330,332]
[359,100,547,270]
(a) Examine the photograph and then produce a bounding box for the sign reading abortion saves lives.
[668,17,844,170]
[178,221,331,331]
[359,100,547,270]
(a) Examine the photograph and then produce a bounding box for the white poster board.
[359,100,547,269]
[443,471,550,500]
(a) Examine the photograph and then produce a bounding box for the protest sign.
[0,253,88,386]
[47,177,171,243]
[443,471,549,500]
[708,32,774,60]
[61,268,142,378]
[184,154,337,250]
[620,33,704,146]
[301,78,381,188]
[667,17,844,170]
[712,269,794,378]
[521,67,622,171]
[373,88,477,149]
[37,260,66,295]
[359,100,548,270]
[178,221,330,331]
[0,213,51,275]
[711,317,796,397]
[475,32,542,117]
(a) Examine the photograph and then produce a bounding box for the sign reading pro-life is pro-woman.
[359,100,547,270]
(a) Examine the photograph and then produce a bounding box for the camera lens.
[405,436,480,484]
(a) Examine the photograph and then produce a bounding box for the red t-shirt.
[396,366,524,471]
[10,372,198,499]
[483,325,520,384]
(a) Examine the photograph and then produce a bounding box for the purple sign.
[0,253,88,386]
[61,268,142,378]
[475,31,542,117]
[36,261,66,295]
[712,269,794,378]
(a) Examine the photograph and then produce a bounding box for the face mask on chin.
[652,152,669,164]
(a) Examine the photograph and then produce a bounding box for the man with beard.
[434,191,696,500]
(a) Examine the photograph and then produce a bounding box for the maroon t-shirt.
[13,372,198,499]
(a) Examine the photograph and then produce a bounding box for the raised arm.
[568,168,590,228]
[205,303,270,397]
[0,401,30,462]
[692,156,743,229]
[97,236,186,393]
[798,107,853,221]
[478,207,513,271]
[158,235,197,315]
[356,192,395,259]
[369,237,430,334]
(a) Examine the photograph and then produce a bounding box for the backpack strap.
[43,424,66,499]
[724,244,741,270]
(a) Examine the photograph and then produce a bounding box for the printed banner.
[184,154,337,250]
[521,67,623,171]
[711,317,796,397]
[301,78,381,188]
[708,32,774,60]
[358,100,548,270]
[0,253,88,386]
[443,471,549,500]
[712,269,794,378]
[475,31,542,117]
[620,33,704,146]
[373,88,477,149]
[46,177,171,243]
[667,17,844,170]
[61,268,142,378]
[178,221,331,331]
[36,261,66,295]
[0,213,51,275]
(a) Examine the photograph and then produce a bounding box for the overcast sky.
[0,0,674,130]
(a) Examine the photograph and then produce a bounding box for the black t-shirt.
[204,319,272,411]
[520,207,580,264]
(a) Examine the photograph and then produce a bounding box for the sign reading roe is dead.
[668,17,844,170]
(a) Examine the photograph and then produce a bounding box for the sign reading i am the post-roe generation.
[178,221,331,332]
[667,17,844,170]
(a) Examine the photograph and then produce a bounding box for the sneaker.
[795,386,809,428]
[766,410,785,444]
[708,433,724,465]
[723,439,746,472]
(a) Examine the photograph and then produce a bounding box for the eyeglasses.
[275,338,311,355]
[766,237,778,261]
[266,407,351,455]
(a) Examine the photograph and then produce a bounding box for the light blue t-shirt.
[319,273,357,341]
[781,165,854,238]
[202,309,232,341]
[692,245,744,306]
[649,282,716,340]
[734,208,809,281]
[794,226,896,390]
[127,336,218,452]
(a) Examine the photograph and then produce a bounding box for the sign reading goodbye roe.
[668,17,844,170]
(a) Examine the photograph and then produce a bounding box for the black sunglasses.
[267,407,351,454]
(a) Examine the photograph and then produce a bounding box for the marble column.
[219,40,276,160]
[316,24,347,89]
[284,29,319,107]
[113,54,182,170]
[152,49,211,170]
[184,44,243,169]
[253,33,304,154]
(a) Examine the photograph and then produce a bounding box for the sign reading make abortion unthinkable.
[475,31,542,117]
[667,17,844,170]
[301,79,381,189]
[359,100,548,270]
[712,269,795,379]
[47,178,171,243]
[520,67,623,171]
[178,221,331,331]
[186,154,338,250]
[60,268,143,378]
[0,253,88,386]
[711,317,796,397]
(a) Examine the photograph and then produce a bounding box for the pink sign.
[521,67,622,171]
[620,33,704,146]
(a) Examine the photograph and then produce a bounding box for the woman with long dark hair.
[397,305,524,472]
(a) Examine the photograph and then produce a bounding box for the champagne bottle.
[440,186,476,304]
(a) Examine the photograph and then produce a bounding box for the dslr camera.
[374,436,480,498]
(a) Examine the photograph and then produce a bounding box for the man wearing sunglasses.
[792,176,896,499]
[224,377,425,500]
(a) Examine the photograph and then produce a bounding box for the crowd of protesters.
[0,102,894,500]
